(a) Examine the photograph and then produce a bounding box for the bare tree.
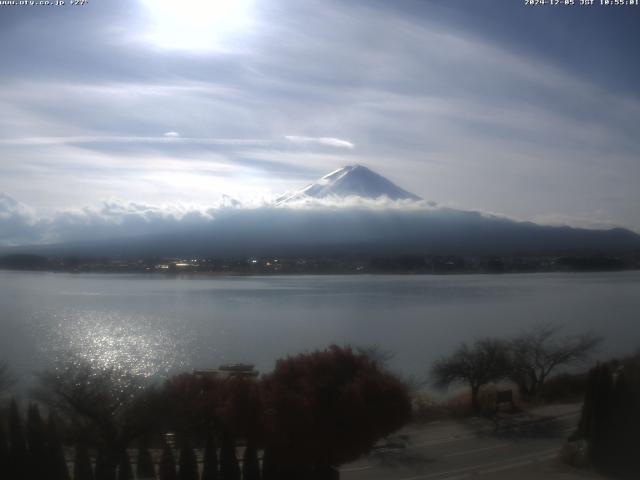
[431,338,510,413]
[32,358,159,457]
[355,344,395,368]
[508,324,601,398]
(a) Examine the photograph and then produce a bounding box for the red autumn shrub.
[261,345,411,468]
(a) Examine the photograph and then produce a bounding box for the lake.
[1,270,639,389]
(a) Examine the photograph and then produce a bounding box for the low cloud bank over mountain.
[2,166,639,257]
[0,193,216,246]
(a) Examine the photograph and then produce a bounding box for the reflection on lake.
[1,270,639,386]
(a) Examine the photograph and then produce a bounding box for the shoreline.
[1,266,639,276]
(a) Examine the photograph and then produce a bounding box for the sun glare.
[139,0,255,51]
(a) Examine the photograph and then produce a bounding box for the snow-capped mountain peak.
[276,164,421,204]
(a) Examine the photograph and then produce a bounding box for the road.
[341,404,606,480]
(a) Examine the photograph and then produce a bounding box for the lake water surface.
[1,270,639,388]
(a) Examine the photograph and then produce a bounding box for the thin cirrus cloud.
[285,136,355,149]
[0,135,355,150]
[0,136,268,148]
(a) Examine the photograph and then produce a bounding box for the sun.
[139,0,255,51]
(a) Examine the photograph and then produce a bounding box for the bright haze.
[1,0,639,246]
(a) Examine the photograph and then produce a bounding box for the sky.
[1,0,640,244]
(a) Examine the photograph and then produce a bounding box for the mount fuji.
[275,165,421,204]
[5,165,640,259]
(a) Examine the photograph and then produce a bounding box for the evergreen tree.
[219,433,240,480]
[608,369,640,477]
[242,443,260,480]
[94,450,117,480]
[590,365,614,466]
[579,358,640,479]
[260,448,277,480]
[27,404,47,480]
[136,443,156,480]
[158,446,177,480]
[178,441,198,480]
[73,443,94,480]
[47,413,71,480]
[201,433,219,480]
[577,364,599,438]
[0,421,9,476]
[8,398,29,480]
[116,449,133,480]
[315,466,340,480]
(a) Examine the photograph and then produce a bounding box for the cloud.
[0,194,219,247]
[0,136,271,147]
[0,191,440,247]
[2,200,638,262]
[1,192,635,253]
[276,195,431,210]
[285,136,355,149]
[532,210,622,231]
[0,0,639,231]
[0,193,42,245]
[0,134,356,153]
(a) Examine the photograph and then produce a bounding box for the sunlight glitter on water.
[39,309,190,378]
